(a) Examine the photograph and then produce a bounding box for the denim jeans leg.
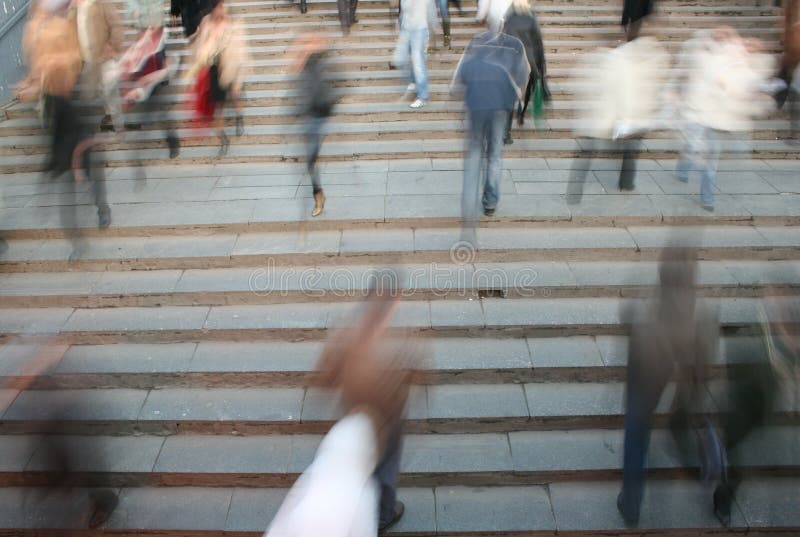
[437,0,450,36]
[409,29,429,101]
[462,110,487,235]
[375,420,403,525]
[700,127,720,207]
[393,28,411,71]
[482,110,505,210]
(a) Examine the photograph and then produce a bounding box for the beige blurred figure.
[74,0,125,131]
[266,288,423,537]
[568,35,669,202]
[185,0,249,156]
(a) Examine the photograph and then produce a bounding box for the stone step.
[1,136,798,174]
[0,296,797,345]
[2,375,798,435]
[0,427,796,488]
[2,478,796,534]
[0,260,798,308]
[0,335,775,389]
[3,224,798,275]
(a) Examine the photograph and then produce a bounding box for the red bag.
[192,66,216,126]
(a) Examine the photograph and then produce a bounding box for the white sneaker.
[410,99,425,109]
[406,83,416,92]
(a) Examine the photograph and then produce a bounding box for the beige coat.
[21,8,83,97]
[186,12,248,96]
[679,33,774,132]
[76,0,124,64]
[572,37,670,139]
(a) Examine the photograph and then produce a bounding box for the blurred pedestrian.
[290,33,337,218]
[567,37,668,203]
[75,0,125,132]
[674,29,774,212]
[503,0,550,144]
[392,0,436,109]
[22,0,111,258]
[617,247,719,527]
[453,29,529,241]
[622,0,654,41]
[266,290,421,536]
[186,0,248,156]
[712,293,800,526]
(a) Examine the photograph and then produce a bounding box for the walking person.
[452,29,529,242]
[291,34,337,217]
[712,292,799,526]
[75,0,125,132]
[22,0,111,260]
[392,0,436,109]
[674,28,774,211]
[266,289,422,536]
[186,0,248,156]
[170,0,214,37]
[567,37,668,203]
[503,0,550,144]
[617,247,719,527]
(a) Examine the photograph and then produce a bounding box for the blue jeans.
[393,27,429,101]
[462,109,505,231]
[677,123,721,207]
[436,0,450,36]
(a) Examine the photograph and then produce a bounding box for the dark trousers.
[374,419,403,525]
[305,116,326,194]
[44,95,108,246]
[566,138,641,204]
[337,0,358,32]
[619,362,668,521]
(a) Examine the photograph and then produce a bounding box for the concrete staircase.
[0,0,799,534]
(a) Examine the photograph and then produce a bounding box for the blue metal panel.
[0,0,30,103]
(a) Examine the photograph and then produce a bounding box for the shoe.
[235,115,244,136]
[218,131,230,157]
[88,490,119,529]
[99,115,115,132]
[702,204,715,213]
[503,135,513,145]
[98,207,111,229]
[713,486,732,527]
[616,492,639,528]
[410,99,425,109]
[676,174,689,183]
[167,132,180,158]
[379,501,405,533]
[483,206,495,217]
[443,34,451,49]
[311,190,325,217]
[618,184,635,192]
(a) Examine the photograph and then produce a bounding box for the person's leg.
[215,102,229,156]
[618,138,640,191]
[700,128,720,209]
[409,28,430,103]
[566,139,595,204]
[306,116,326,216]
[85,149,110,228]
[337,0,351,32]
[503,109,514,144]
[482,110,505,213]
[392,27,411,75]
[375,419,404,529]
[349,0,359,23]
[437,0,451,47]
[462,110,487,239]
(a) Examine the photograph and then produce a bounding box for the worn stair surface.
[1,0,799,535]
